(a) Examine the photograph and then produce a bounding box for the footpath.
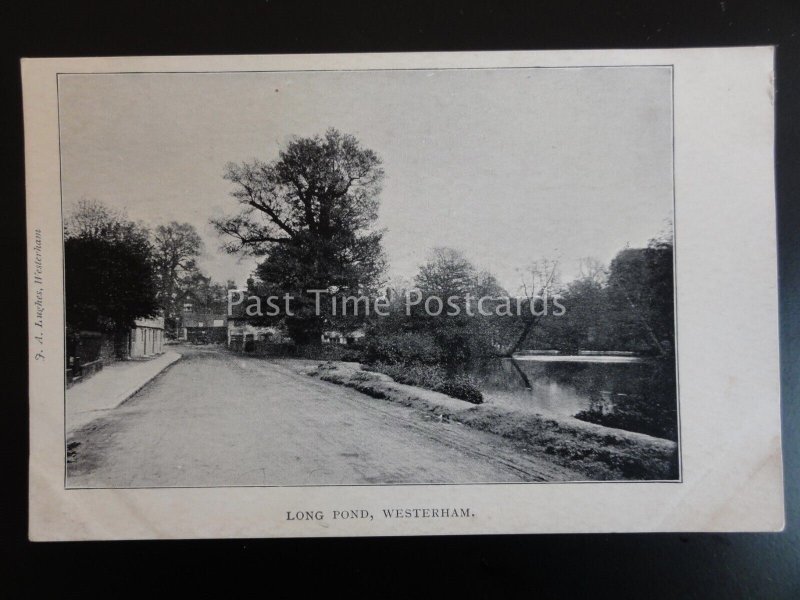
[66,350,182,435]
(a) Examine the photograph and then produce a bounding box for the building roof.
[134,316,165,329]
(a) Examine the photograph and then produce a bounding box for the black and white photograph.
[22,45,783,540]
[10,8,792,589]
[59,66,680,488]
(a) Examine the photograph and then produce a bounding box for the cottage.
[66,315,166,385]
[129,316,166,358]
[178,303,227,344]
[321,328,366,345]
[227,320,285,351]
[225,294,289,351]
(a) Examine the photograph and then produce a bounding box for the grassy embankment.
[305,362,679,481]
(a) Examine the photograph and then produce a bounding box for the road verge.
[306,361,679,481]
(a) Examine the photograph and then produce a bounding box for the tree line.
[65,199,228,356]
[65,127,675,371]
[214,128,675,365]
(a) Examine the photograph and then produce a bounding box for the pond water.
[465,356,675,422]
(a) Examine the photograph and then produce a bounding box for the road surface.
[67,345,578,487]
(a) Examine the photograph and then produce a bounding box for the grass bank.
[305,361,679,481]
[364,362,484,404]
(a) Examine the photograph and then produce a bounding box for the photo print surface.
[58,66,679,488]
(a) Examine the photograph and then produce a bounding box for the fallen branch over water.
[306,361,679,481]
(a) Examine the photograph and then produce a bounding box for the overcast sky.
[59,67,673,293]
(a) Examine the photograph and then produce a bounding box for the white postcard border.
[24,48,783,539]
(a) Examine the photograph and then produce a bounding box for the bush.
[362,332,442,365]
[370,362,444,387]
[433,379,484,404]
[574,409,676,441]
[574,395,677,441]
[366,362,483,404]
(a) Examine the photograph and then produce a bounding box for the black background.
[3,1,799,597]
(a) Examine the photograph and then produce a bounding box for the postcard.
[24,47,783,539]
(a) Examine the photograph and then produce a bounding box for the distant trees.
[415,247,479,298]
[502,258,564,355]
[525,234,675,355]
[414,248,501,365]
[213,128,387,343]
[180,271,229,315]
[64,199,144,242]
[64,200,227,352]
[209,128,676,360]
[577,256,607,285]
[371,234,676,361]
[364,248,509,367]
[151,222,204,333]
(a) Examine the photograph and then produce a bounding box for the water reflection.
[465,356,677,439]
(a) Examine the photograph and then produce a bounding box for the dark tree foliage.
[214,128,387,343]
[526,235,675,355]
[180,271,229,315]
[65,235,159,333]
[65,200,160,337]
[606,235,675,354]
[365,248,510,367]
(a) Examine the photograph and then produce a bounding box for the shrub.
[362,332,441,365]
[574,395,677,441]
[433,378,484,404]
[339,347,365,362]
[366,362,483,404]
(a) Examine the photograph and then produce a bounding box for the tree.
[393,248,565,361]
[180,271,228,314]
[65,237,159,332]
[534,274,611,352]
[152,222,203,333]
[409,248,506,365]
[606,233,675,355]
[213,128,387,343]
[65,198,149,246]
[524,237,676,355]
[577,256,607,285]
[64,201,159,357]
[415,247,477,298]
[501,257,563,355]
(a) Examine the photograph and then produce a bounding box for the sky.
[58,67,673,293]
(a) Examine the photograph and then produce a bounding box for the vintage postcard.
[24,48,783,539]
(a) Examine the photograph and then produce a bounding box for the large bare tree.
[502,257,563,355]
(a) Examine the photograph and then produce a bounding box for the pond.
[464,355,678,440]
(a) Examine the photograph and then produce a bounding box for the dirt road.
[67,346,578,487]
